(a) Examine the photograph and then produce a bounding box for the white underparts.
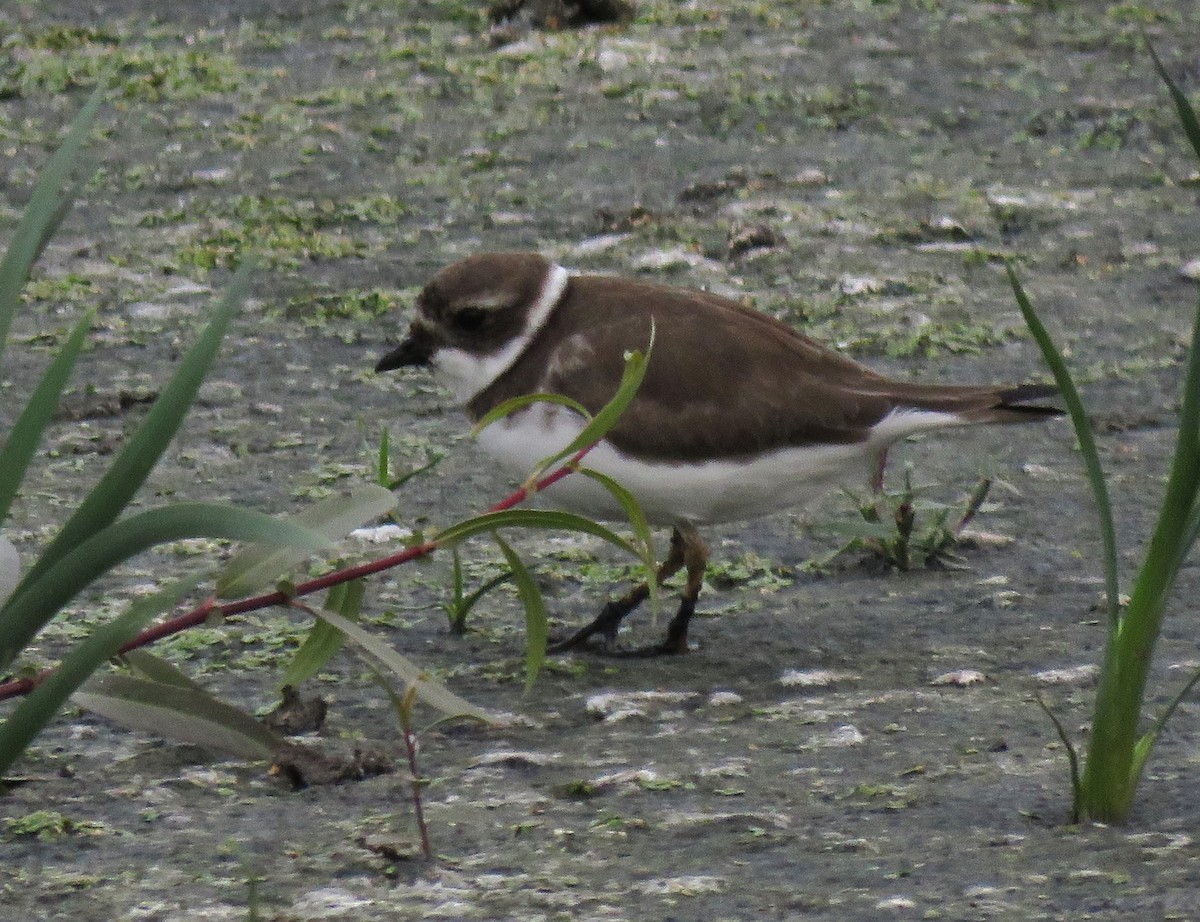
[474,405,972,527]
[432,263,570,402]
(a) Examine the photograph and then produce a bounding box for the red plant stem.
[402,726,432,860]
[0,447,593,702]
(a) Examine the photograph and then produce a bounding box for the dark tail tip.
[994,383,1064,419]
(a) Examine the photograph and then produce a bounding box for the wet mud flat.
[1,0,1199,918]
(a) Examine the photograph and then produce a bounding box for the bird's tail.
[881,382,1063,424]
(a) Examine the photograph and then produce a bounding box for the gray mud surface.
[2,1,1200,919]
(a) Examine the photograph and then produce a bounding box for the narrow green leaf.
[574,467,659,616]
[377,428,390,487]
[30,176,88,269]
[435,508,643,561]
[525,328,654,483]
[1034,692,1083,818]
[448,567,514,633]
[1176,496,1200,575]
[19,260,255,592]
[1146,38,1200,164]
[313,607,490,722]
[388,452,444,491]
[575,468,655,562]
[279,579,365,688]
[74,673,281,761]
[1005,262,1120,627]
[0,503,328,672]
[0,310,93,522]
[493,534,547,692]
[470,392,593,438]
[818,519,902,540]
[0,79,107,364]
[363,658,416,735]
[0,573,202,776]
[120,649,208,692]
[0,536,17,609]
[1131,665,1200,785]
[452,547,465,609]
[217,484,397,598]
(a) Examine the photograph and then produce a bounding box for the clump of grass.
[816,471,992,572]
[1011,40,1200,825]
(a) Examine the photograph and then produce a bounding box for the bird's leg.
[546,524,691,653]
[645,521,708,656]
[867,446,891,525]
[871,446,889,494]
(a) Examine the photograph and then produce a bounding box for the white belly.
[475,407,872,526]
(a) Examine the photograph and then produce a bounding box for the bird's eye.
[453,307,488,332]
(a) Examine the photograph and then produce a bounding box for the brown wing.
[470,275,1056,461]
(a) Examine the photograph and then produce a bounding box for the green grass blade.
[1145,38,1200,163]
[1005,262,1120,626]
[279,579,365,689]
[1131,665,1200,785]
[0,80,107,365]
[31,175,89,268]
[450,547,465,613]
[470,392,593,438]
[18,261,254,591]
[0,310,93,523]
[1175,499,1200,574]
[435,508,643,561]
[313,606,490,721]
[493,533,547,692]
[0,502,328,671]
[1034,692,1083,819]
[376,428,390,486]
[387,452,444,491]
[1076,49,1200,823]
[0,572,203,776]
[217,483,397,598]
[0,537,17,609]
[454,570,514,623]
[74,673,281,761]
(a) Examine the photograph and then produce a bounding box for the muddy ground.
[1,1,1200,919]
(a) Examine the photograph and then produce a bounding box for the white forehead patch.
[431,262,569,402]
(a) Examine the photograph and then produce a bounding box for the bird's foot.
[548,601,694,657]
[545,599,630,653]
[546,522,705,658]
[601,633,692,658]
[617,600,694,657]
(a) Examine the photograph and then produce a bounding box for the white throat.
[433,263,570,402]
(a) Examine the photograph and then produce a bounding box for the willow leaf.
[121,649,208,692]
[574,466,659,614]
[470,392,592,438]
[75,673,281,761]
[526,327,654,484]
[217,483,396,598]
[314,607,490,722]
[435,508,642,561]
[280,579,366,689]
[493,534,547,692]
